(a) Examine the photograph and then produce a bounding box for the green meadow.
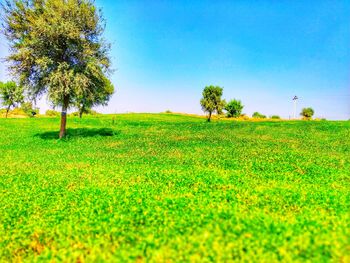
[0,114,349,262]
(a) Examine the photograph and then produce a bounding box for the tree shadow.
[35,128,120,140]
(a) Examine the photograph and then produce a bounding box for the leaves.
[200,85,225,121]
[225,99,244,118]
[2,0,113,110]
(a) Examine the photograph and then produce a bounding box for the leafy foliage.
[0,81,24,117]
[20,101,39,117]
[45,109,61,117]
[0,114,349,261]
[75,77,114,118]
[252,112,266,118]
[271,115,281,119]
[225,99,244,118]
[71,109,99,117]
[301,107,314,119]
[2,0,113,136]
[200,85,225,122]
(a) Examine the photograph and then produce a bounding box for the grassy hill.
[0,114,349,261]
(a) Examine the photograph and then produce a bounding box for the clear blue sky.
[1,0,349,119]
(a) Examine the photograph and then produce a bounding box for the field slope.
[0,114,349,261]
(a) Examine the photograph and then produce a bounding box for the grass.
[0,114,349,262]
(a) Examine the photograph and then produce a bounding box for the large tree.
[2,0,113,138]
[0,81,24,118]
[200,85,225,122]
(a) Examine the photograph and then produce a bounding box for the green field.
[0,114,349,262]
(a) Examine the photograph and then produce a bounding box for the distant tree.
[271,115,280,119]
[21,101,39,117]
[200,85,225,122]
[2,0,113,138]
[252,112,266,119]
[0,81,24,118]
[301,107,314,119]
[225,99,244,118]
[75,77,114,118]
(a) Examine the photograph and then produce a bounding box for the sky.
[0,0,349,119]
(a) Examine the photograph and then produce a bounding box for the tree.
[225,99,244,118]
[2,0,113,138]
[200,85,225,122]
[21,101,39,117]
[252,112,266,119]
[0,81,24,118]
[300,107,314,119]
[271,115,280,119]
[75,77,114,118]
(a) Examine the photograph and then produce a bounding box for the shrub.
[70,109,99,117]
[238,114,250,120]
[10,108,27,116]
[45,110,60,117]
[271,115,280,119]
[70,111,80,117]
[252,112,266,119]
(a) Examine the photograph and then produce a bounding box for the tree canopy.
[301,107,314,119]
[200,85,225,122]
[75,77,114,118]
[0,81,24,118]
[225,99,244,118]
[252,112,266,119]
[2,0,114,137]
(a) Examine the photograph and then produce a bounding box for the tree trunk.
[5,105,10,118]
[59,96,69,139]
[207,111,212,122]
[79,105,84,119]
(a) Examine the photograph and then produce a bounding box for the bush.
[252,112,266,119]
[70,111,80,117]
[45,109,60,117]
[165,110,172,114]
[70,109,99,117]
[238,114,250,120]
[10,108,27,116]
[271,115,280,119]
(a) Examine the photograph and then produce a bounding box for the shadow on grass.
[35,128,120,140]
